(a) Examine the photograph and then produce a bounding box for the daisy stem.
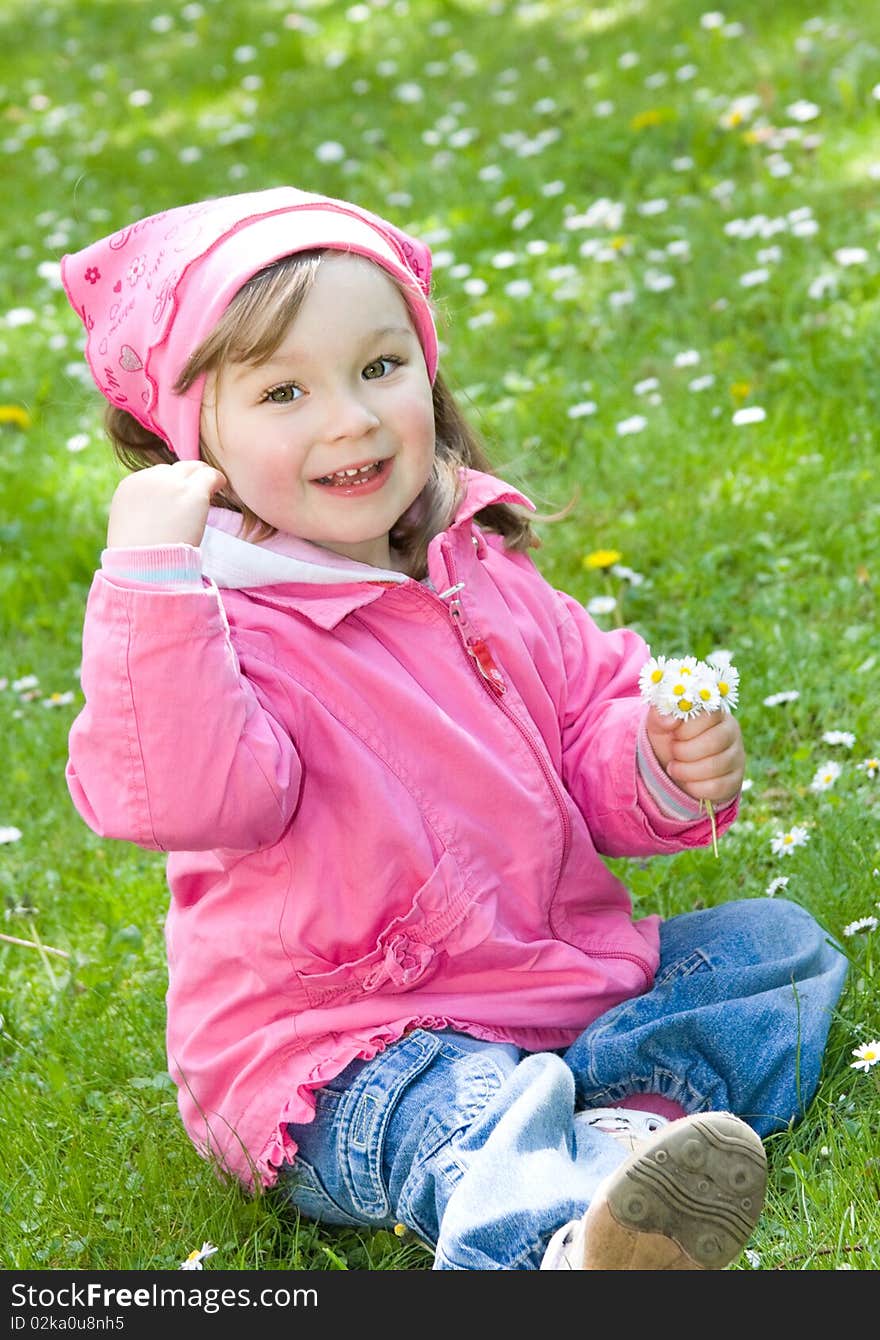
[0,928,66,985]
[701,799,719,858]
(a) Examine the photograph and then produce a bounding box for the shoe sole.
[581,1112,767,1270]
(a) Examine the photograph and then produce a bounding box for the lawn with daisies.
[1,0,879,1272]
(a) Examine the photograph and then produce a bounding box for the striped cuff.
[101,544,204,590]
[635,714,704,822]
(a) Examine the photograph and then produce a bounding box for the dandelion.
[0,405,31,430]
[583,549,622,571]
[850,1040,880,1072]
[822,730,855,748]
[842,916,878,937]
[810,761,841,792]
[766,876,790,896]
[180,1242,218,1270]
[770,826,810,856]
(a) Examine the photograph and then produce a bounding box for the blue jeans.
[275,898,848,1269]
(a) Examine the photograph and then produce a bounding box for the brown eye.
[265,383,302,404]
[362,357,400,380]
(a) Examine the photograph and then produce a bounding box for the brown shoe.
[541,1112,767,1270]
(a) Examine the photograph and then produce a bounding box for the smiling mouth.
[315,460,385,487]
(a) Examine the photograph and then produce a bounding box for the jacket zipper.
[435,543,572,918]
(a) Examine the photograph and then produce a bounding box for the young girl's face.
[200,254,436,569]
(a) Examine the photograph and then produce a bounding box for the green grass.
[1,0,879,1271]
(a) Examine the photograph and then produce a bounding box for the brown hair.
[103,251,540,578]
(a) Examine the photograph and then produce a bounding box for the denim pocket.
[654,947,713,987]
[276,1154,367,1228]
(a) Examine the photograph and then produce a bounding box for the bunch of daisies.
[638,652,740,719]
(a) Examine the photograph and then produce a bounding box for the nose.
[323,384,380,444]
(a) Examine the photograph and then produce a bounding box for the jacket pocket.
[293,851,473,1008]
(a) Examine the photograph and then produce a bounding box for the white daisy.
[850,1040,880,1071]
[732,406,766,425]
[180,1242,218,1270]
[843,916,878,937]
[763,689,800,706]
[810,761,842,792]
[770,825,810,856]
[707,657,740,712]
[638,655,669,702]
[766,876,790,897]
[822,730,855,748]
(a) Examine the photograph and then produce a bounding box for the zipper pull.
[467,637,506,695]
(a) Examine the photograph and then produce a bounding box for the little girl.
[62,186,847,1271]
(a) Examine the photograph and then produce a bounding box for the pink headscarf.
[61,186,438,462]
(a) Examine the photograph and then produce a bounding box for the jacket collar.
[200,469,534,629]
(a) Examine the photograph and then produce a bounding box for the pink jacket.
[67,471,734,1189]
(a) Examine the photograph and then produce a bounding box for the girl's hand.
[106,461,228,549]
[646,705,745,808]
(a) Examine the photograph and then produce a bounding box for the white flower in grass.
[740,268,770,287]
[857,757,880,779]
[616,415,647,436]
[787,100,820,122]
[833,247,869,267]
[763,689,799,706]
[315,141,346,163]
[0,827,22,845]
[770,825,810,856]
[586,595,617,616]
[180,1241,218,1270]
[822,730,855,748]
[766,876,790,897]
[843,916,878,937]
[850,1040,880,1072]
[567,401,597,419]
[732,406,766,425]
[810,761,842,792]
